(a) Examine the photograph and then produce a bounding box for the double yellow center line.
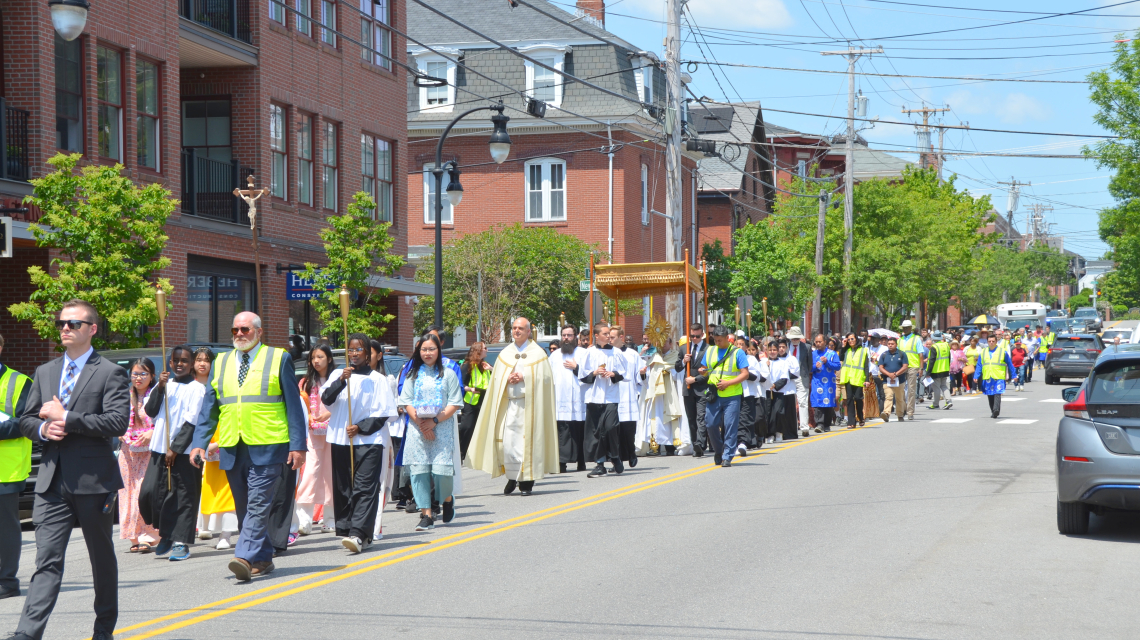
[114,425,866,639]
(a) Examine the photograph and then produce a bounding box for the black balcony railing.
[181,149,254,225]
[1,97,30,182]
[180,0,252,44]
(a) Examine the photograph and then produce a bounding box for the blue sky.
[556,0,1131,259]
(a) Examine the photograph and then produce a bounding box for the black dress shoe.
[713,455,723,466]
[504,480,517,495]
[0,587,19,599]
[92,632,115,640]
[576,461,587,472]
[518,481,534,495]
[693,445,704,458]
[612,458,624,475]
[628,454,637,468]
[559,463,567,473]
[5,633,35,640]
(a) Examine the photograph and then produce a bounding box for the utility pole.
[822,45,882,335]
[1026,203,1053,247]
[998,177,1030,233]
[901,104,950,171]
[937,126,946,185]
[813,189,828,336]
[664,0,684,336]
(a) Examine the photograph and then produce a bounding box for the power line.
[682,60,1095,83]
[860,0,1140,17]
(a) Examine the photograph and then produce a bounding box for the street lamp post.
[431,102,511,330]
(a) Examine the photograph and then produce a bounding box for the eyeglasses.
[231,326,255,335]
[346,348,365,355]
[55,319,93,330]
[130,371,151,379]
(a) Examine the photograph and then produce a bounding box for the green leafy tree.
[1100,271,1139,309]
[299,192,405,339]
[1085,35,1140,304]
[701,240,733,320]
[8,154,175,349]
[414,224,599,339]
[1067,288,1094,314]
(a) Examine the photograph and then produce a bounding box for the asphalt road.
[5,370,1140,640]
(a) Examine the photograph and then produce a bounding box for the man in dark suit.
[675,323,709,457]
[11,299,130,640]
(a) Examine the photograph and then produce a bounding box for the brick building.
[405,0,701,341]
[0,0,423,372]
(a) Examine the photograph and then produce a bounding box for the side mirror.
[1062,387,1081,403]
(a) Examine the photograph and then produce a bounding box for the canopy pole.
[589,253,595,328]
[701,259,710,336]
[684,249,691,380]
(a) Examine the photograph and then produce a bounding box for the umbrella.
[869,328,899,339]
[969,314,1000,326]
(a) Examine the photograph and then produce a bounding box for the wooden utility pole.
[813,189,828,336]
[901,104,950,170]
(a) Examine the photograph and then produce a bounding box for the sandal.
[136,543,153,554]
[129,544,141,553]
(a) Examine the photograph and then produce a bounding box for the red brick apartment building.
[404,0,701,341]
[0,0,424,372]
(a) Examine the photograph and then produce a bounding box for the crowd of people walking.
[0,301,1046,640]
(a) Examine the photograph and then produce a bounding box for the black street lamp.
[431,102,511,330]
[49,0,90,41]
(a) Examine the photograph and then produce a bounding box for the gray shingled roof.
[407,0,660,126]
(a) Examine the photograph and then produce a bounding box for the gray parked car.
[1056,349,1140,534]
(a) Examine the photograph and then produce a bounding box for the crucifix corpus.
[234,175,270,333]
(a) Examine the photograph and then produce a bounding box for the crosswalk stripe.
[997,419,1038,424]
[931,418,972,423]
[1040,399,1066,403]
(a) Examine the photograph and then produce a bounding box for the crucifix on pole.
[234,175,270,332]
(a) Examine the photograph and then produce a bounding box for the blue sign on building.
[285,271,335,300]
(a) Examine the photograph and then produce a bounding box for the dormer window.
[520,44,567,110]
[415,53,457,112]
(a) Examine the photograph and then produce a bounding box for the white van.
[997,302,1048,334]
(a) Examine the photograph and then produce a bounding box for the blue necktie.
[238,352,250,386]
[60,362,77,408]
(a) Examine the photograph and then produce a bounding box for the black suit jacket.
[675,339,710,396]
[19,351,131,495]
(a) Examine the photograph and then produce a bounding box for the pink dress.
[296,381,334,515]
[117,397,159,541]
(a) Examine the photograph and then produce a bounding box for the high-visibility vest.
[463,366,491,405]
[929,341,951,375]
[840,347,868,387]
[706,345,743,397]
[211,346,290,447]
[997,339,1010,356]
[980,348,1007,381]
[898,334,924,368]
[1043,333,1055,349]
[0,366,32,483]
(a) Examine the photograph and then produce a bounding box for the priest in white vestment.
[636,338,689,456]
[466,317,559,495]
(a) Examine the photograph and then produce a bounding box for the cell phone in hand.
[103,492,117,514]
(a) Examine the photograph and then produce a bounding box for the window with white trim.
[362,134,393,222]
[415,55,456,112]
[322,121,338,211]
[641,163,649,225]
[269,0,285,24]
[524,158,566,222]
[296,0,312,36]
[298,114,313,206]
[359,0,391,69]
[423,164,452,224]
[269,104,287,199]
[319,0,336,47]
[522,49,565,108]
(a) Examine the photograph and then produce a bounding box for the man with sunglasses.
[12,299,130,640]
[189,312,307,583]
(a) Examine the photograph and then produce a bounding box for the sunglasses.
[55,319,93,330]
[231,326,255,335]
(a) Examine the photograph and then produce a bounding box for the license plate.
[1068,354,1081,360]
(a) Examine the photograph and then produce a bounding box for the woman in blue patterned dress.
[810,334,841,433]
[398,333,464,532]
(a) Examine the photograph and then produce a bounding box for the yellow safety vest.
[998,339,1010,356]
[706,345,743,397]
[898,334,923,368]
[463,366,491,405]
[840,347,868,387]
[929,342,950,375]
[0,366,32,483]
[211,346,290,447]
[980,348,1007,381]
[1042,333,1055,349]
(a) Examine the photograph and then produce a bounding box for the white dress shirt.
[150,379,207,454]
[578,345,626,405]
[321,369,384,446]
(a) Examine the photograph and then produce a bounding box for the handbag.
[963,364,975,377]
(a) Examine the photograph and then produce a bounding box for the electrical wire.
[681,61,1096,83]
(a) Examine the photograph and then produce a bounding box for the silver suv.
[1056,349,1140,534]
[1073,307,1102,333]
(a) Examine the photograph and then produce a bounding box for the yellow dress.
[199,431,235,514]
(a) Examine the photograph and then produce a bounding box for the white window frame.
[641,163,649,225]
[633,57,654,106]
[269,104,287,200]
[415,54,457,113]
[423,164,453,224]
[520,45,567,110]
[268,0,285,24]
[524,158,567,222]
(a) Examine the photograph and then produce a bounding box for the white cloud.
[941,90,1050,124]
[623,0,794,30]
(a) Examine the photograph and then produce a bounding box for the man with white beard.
[552,325,587,473]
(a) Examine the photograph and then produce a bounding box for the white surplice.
[553,347,587,422]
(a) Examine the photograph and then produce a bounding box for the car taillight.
[1087,349,1101,355]
[1062,456,1091,462]
[1049,348,1063,354]
[1063,388,1089,419]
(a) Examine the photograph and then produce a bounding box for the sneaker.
[153,538,173,557]
[297,517,312,536]
[216,535,232,550]
[373,532,384,542]
[801,429,810,438]
[928,404,939,410]
[287,532,298,546]
[587,464,607,478]
[879,411,889,421]
[404,502,419,514]
[944,402,953,410]
[395,499,407,509]
[442,500,455,523]
[737,445,748,458]
[776,433,784,442]
[197,530,213,540]
[415,515,434,531]
[319,522,337,533]
[168,543,191,561]
[342,536,363,554]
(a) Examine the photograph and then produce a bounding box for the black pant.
[618,421,638,464]
[558,420,585,465]
[813,407,835,431]
[845,383,864,424]
[330,443,386,540]
[738,396,757,448]
[145,452,203,544]
[773,394,798,439]
[950,371,962,391]
[988,393,1002,416]
[682,392,709,450]
[458,400,483,460]
[0,492,19,593]
[754,395,770,444]
[584,403,620,464]
[16,485,117,639]
[269,464,297,553]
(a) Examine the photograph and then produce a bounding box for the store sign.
[186,275,244,302]
[286,271,335,301]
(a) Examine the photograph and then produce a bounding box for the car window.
[1103,331,1132,340]
[1075,309,1098,317]
[1089,362,1140,403]
[1057,337,1099,349]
